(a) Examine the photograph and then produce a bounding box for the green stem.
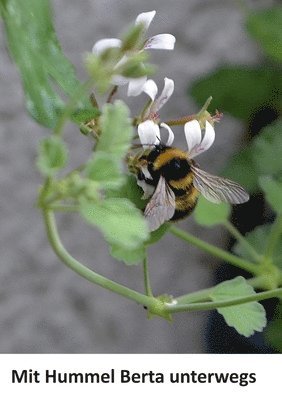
[197,96,212,117]
[169,225,258,275]
[164,114,196,127]
[143,254,153,297]
[166,288,282,314]
[175,288,212,304]
[224,221,261,263]
[106,85,118,103]
[264,214,282,260]
[51,204,79,212]
[175,275,271,305]
[42,208,163,313]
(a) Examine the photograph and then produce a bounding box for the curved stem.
[42,208,161,311]
[143,254,153,297]
[224,220,262,263]
[264,214,282,260]
[169,225,258,275]
[166,288,282,314]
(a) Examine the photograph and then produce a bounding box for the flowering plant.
[1,0,282,345]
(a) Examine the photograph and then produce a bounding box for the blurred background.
[0,0,281,353]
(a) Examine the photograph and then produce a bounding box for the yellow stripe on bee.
[175,187,199,211]
[169,173,194,189]
[153,148,188,170]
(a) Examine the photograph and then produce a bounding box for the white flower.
[92,11,176,96]
[137,118,215,159]
[184,120,215,158]
[137,77,175,149]
[138,120,174,150]
[137,77,175,148]
[142,77,174,118]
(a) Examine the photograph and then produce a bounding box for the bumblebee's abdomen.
[171,186,199,221]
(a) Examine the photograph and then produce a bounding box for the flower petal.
[137,179,155,199]
[92,38,122,55]
[198,121,215,155]
[127,76,148,96]
[138,120,160,149]
[160,123,174,146]
[135,10,156,31]
[111,74,129,86]
[184,120,202,155]
[151,77,174,113]
[142,79,158,101]
[144,34,176,50]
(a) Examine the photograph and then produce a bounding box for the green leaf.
[85,152,125,190]
[233,224,282,267]
[223,120,282,192]
[259,176,282,214]
[252,120,282,177]
[80,198,149,250]
[211,277,267,337]
[264,302,282,352]
[194,196,230,226]
[246,6,282,63]
[0,0,86,127]
[37,136,68,176]
[190,67,281,120]
[97,101,133,159]
[110,244,145,266]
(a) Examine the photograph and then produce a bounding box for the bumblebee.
[131,143,249,231]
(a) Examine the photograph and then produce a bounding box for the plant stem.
[175,275,272,305]
[143,254,153,297]
[42,208,163,312]
[164,115,196,127]
[166,288,282,314]
[51,204,79,212]
[169,225,258,275]
[224,220,261,263]
[106,85,118,103]
[175,288,212,304]
[264,214,282,260]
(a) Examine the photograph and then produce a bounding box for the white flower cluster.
[92,10,215,157]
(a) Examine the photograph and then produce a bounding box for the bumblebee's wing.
[191,165,249,204]
[144,175,176,231]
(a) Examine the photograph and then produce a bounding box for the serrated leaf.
[0,0,89,127]
[110,244,145,266]
[37,136,68,176]
[211,277,267,337]
[194,196,230,226]
[246,6,282,63]
[97,101,133,159]
[259,176,282,214]
[85,152,125,190]
[233,224,282,267]
[80,198,149,250]
[190,67,281,120]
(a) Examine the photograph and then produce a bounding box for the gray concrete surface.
[0,0,277,353]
